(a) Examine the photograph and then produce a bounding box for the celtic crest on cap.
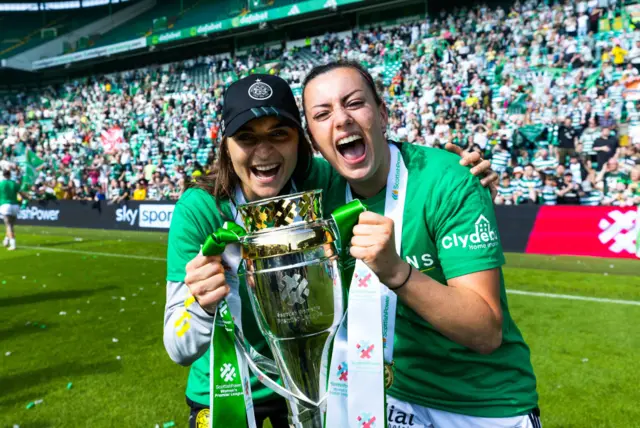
[248,79,273,100]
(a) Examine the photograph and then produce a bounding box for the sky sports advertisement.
[14,202,639,259]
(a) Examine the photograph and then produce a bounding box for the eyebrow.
[311,89,364,109]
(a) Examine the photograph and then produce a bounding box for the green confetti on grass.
[40,325,46,329]
[67,382,73,390]
[26,402,35,409]
[163,422,176,428]
[2,280,6,284]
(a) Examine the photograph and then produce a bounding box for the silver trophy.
[229,190,360,428]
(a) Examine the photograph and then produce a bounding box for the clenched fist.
[184,255,230,314]
[350,212,411,289]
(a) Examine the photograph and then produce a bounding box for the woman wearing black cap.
[163,73,496,428]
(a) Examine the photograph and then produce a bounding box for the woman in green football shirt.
[164,74,496,428]
[0,169,23,251]
[302,61,541,427]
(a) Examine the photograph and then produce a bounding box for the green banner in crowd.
[147,0,365,46]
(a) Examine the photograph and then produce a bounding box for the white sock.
[9,239,15,247]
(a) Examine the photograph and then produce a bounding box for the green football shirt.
[0,179,19,205]
[166,157,340,406]
[324,143,538,418]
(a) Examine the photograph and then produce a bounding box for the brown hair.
[301,60,386,142]
[185,127,312,206]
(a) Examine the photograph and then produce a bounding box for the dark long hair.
[185,127,312,206]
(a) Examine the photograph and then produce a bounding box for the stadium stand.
[0,2,131,59]
[0,0,639,206]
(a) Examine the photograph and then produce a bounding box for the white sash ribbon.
[326,143,408,427]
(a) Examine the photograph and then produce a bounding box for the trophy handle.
[233,325,324,410]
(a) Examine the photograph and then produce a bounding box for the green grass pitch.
[1,226,639,428]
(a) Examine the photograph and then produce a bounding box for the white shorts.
[387,396,541,428]
[0,204,19,217]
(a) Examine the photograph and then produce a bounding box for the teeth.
[336,135,363,146]
[254,164,279,171]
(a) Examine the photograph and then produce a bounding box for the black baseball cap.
[221,74,302,138]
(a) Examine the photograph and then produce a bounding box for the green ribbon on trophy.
[202,222,247,257]
[201,199,366,428]
[211,299,248,428]
[203,222,254,428]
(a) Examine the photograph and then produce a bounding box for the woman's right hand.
[184,255,230,314]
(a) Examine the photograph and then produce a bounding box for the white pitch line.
[507,289,640,306]
[19,245,165,261]
[13,245,640,306]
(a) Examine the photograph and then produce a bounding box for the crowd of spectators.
[1,0,639,206]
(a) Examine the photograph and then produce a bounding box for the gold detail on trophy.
[238,190,323,232]
[384,362,395,389]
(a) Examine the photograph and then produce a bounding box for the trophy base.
[288,405,323,428]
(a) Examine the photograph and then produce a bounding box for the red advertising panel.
[526,206,639,260]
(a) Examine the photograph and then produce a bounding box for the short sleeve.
[434,170,506,280]
[166,196,210,282]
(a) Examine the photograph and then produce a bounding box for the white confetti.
[86,300,90,304]
[112,338,119,343]
[98,317,102,320]
[59,311,67,316]
[120,297,126,301]
[132,293,137,297]
[42,284,46,288]
[21,276,26,280]
[74,238,83,242]
[116,355,121,360]
[34,399,43,405]
[609,264,614,268]
[582,358,589,363]
[139,287,144,291]
[152,301,157,305]
[76,310,81,314]
[13,424,20,428]
[36,253,40,256]
[120,308,125,312]
[5,351,11,356]
[604,273,609,276]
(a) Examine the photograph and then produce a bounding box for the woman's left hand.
[350,212,410,288]
[445,143,499,199]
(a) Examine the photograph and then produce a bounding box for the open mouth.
[251,163,281,183]
[336,135,366,164]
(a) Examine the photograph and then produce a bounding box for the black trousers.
[187,396,289,428]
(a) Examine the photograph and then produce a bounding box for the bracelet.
[389,264,412,291]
